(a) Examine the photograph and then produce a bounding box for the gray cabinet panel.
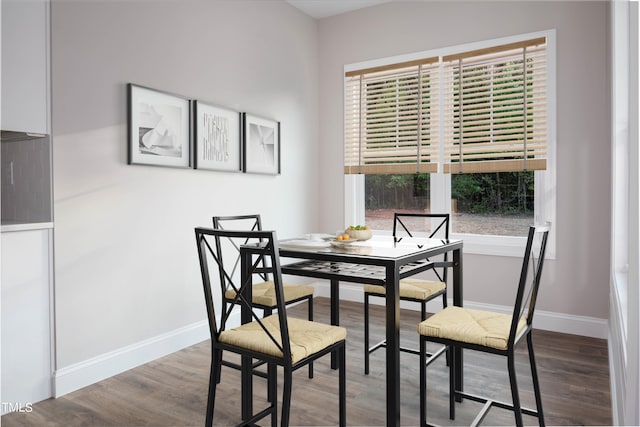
[1,134,52,226]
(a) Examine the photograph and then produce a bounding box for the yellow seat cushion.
[219,315,347,364]
[417,306,527,350]
[364,278,445,301]
[225,281,314,307]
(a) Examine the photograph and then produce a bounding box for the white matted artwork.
[127,84,191,168]
[194,102,241,172]
[242,113,280,175]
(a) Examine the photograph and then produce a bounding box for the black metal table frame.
[240,238,463,427]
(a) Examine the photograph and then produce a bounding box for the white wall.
[609,1,639,424]
[317,1,611,323]
[51,0,319,384]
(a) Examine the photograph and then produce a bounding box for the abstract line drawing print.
[138,102,182,158]
[128,84,190,168]
[247,123,275,167]
[243,113,280,174]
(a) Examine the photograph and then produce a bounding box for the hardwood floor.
[2,298,612,426]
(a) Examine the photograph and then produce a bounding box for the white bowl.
[346,228,372,241]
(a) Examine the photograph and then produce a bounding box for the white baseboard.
[54,319,212,398]
[311,281,608,339]
[53,283,606,399]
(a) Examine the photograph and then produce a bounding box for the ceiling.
[286,0,392,19]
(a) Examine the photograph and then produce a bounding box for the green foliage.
[365,173,430,210]
[451,174,482,204]
[365,172,534,215]
[451,172,534,214]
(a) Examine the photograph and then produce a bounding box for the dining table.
[240,234,463,427]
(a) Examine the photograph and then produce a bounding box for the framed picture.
[127,84,191,168]
[194,101,241,172]
[242,113,280,175]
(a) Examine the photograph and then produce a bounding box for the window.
[344,31,556,257]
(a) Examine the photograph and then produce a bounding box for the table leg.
[385,264,401,427]
[331,279,340,370]
[453,247,464,401]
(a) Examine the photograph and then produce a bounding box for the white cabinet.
[0,0,53,414]
[1,229,53,414]
[1,0,49,134]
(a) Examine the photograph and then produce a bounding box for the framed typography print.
[194,101,241,172]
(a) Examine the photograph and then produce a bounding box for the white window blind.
[442,37,548,174]
[344,37,548,175]
[344,58,440,174]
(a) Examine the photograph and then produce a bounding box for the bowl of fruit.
[330,232,358,247]
[346,225,372,241]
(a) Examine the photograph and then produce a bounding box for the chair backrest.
[212,214,269,284]
[393,213,450,282]
[195,227,292,361]
[393,213,450,240]
[508,223,551,346]
[212,214,263,232]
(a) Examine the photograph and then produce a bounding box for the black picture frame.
[241,113,281,175]
[194,101,242,172]
[127,83,191,168]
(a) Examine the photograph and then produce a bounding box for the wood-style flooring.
[1,298,611,426]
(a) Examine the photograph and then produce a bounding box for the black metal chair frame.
[195,227,346,427]
[419,224,550,427]
[213,214,314,378]
[364,213,451,374]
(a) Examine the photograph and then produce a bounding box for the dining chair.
[363,213,450,375]
[195,227,347,427]
[417,223,550,427]
[213,214,315,378]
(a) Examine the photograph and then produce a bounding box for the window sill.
[452,233,526,258]
[456,232,556,259]
[372,230,555,259]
